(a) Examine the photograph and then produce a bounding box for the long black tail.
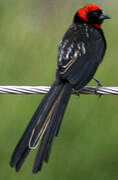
[10,81,72,173]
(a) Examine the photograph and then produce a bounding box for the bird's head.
[74,4,111,29]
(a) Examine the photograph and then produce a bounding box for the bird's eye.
[91,11,98,16]
[87,10,102,22]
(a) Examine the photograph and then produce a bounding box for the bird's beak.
[100,11,111,20]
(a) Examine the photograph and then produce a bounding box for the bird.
[10,4,110,173]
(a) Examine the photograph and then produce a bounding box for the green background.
[0,0,118,179]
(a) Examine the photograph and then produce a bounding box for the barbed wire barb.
[0,85,117,95]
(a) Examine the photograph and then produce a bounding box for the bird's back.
[57,22,106,89]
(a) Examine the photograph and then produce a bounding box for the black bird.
[10,4,110,173]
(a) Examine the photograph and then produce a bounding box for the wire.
[0,85,117,95]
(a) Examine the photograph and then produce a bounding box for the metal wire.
[0,85,117,95]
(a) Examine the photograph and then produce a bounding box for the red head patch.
[78,4,101,22]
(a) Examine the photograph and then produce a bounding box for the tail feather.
[55,85,72,136]
[15,147,30,172]
[32,88,65,172]
[10,82,63,170]
[44,135,54,163]
[44,83,72,162]
[10,81,72,173]
[33,83,72,173]
[10,86,53,167]
[29,87,62,148]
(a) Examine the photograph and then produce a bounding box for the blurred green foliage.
[0,0,118,179]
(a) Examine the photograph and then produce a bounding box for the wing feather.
[57,23,106,87]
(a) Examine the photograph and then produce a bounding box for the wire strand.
[0,85,117,95]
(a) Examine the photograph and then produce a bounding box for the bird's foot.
[93,77,103,98]
[93,77,103,87]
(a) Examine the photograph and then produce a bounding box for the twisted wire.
[0,86,117,95]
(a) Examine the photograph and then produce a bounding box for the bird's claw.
[93,77,103,87]
[93,77,103,98]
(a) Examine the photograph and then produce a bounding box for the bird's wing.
[57,25,106,88]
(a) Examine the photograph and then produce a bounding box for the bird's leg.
[93,77,103,87]
[93,77,103,98]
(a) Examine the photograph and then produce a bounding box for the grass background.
[0,0,118,179]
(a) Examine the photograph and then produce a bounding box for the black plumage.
[57,22,106,89]
[10,4,110,173]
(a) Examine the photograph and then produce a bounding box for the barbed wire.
[0,85,117,95]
